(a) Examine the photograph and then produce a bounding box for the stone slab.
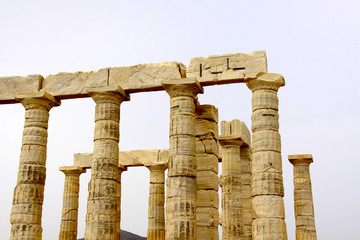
[0,75,43,104]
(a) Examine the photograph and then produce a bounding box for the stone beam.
[0,51,267,104]
[73,149,169,168]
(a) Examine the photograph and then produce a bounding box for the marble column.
[85,86,129,240]
[219,119,252,240]
[59,166,86,240]
[10,91,60,240]
[240,146,252,240]
[146,162,168,240]
[162,78,203,240]
[245,73,287,240]
[288,154,317,240]
[195,104,219,240]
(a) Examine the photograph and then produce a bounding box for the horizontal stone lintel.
[0,51,268,104]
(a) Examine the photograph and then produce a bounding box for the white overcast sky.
[0,0,359,239]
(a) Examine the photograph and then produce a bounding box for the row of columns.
[9,76,317,240]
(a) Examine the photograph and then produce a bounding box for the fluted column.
[10,91,60,240]
[59,166,86,240]
[146,162,168,240]
[240,146,252,240]
[219,137,243,239]
[245,73,287,240]
[85,86,129,240]
[162,78,203,240]
[288,154,317,240]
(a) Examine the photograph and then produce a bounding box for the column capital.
[59,166,86,175]
[219,135,244,147]
[244,72,285,92]
[146,162,168,172]
[162,78,204,98]
[288,154,313,166]
[86,86,130,102]
[15,90,61,110]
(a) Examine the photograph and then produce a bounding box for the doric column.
[59,166,86,240]
[195,104,219,240]
[219,119,251,240]
[10,91,60,240]
[240,146,252,240]
[288,154,317,240]
[85,86,129,240]
[245,73,287,240]
[162,78,203,240]
[146,162,168,240]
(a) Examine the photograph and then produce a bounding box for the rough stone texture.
[146,162,167,240]
[245,72,287,240]
[195,104,219,240]
[59,166,86,240]
[0,74,43,104]
[187,51,267,86]
[162,78,203,240]
[10,91,60,240]
[219,119,249,240]
[85,86,129,240]
[288,154,317,240]
[74,149,169,168]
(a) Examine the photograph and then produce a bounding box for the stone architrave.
[195,104,219,240]
[219,119,251,240]
[10,91,61,240]
[59,166,86,240]
[146,162,168,240]
[245,73,287,240]
[288,154,317,240]
[162,78,203,240]
[85,86,129,240]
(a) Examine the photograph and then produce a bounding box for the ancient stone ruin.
[1,51,317,240]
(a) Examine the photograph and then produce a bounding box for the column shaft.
[245,73,287,240]
[288,154,317,240]
[59,167,86,240]
[162,79,203,240]
[240,146,252,240]
[195,104,219,240]
[10,92,60,240]
[85,87,129,240]
[147,163,167,240]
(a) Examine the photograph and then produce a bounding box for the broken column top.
[288,154,314,165]
[219,119,251,146]
[0,51,268,104]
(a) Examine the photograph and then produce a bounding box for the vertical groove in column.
[288,154,317,240]
[162,79,203,240]
[59,167,86,240]
[219,144,243,240]
[147,163,167,240]
[245,73,287,240]
[10,92,60,240]
[240,146,252,240]
[85,87,129,240]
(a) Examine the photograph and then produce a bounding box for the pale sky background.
[0,0,359,239]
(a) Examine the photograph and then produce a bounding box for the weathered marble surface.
[0,51,267,103]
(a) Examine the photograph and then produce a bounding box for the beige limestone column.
[288,154,317,240]
[219,119,252,240]
[85,86,129,240]
[245,73,287,240]
[195,104,219,240]
[146,162,168,240]
[162,78,203,240]
[59,166,86,240]
[240,146,252,240]
[10,91,60,240]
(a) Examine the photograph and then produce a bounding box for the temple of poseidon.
[0,51,317,240]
